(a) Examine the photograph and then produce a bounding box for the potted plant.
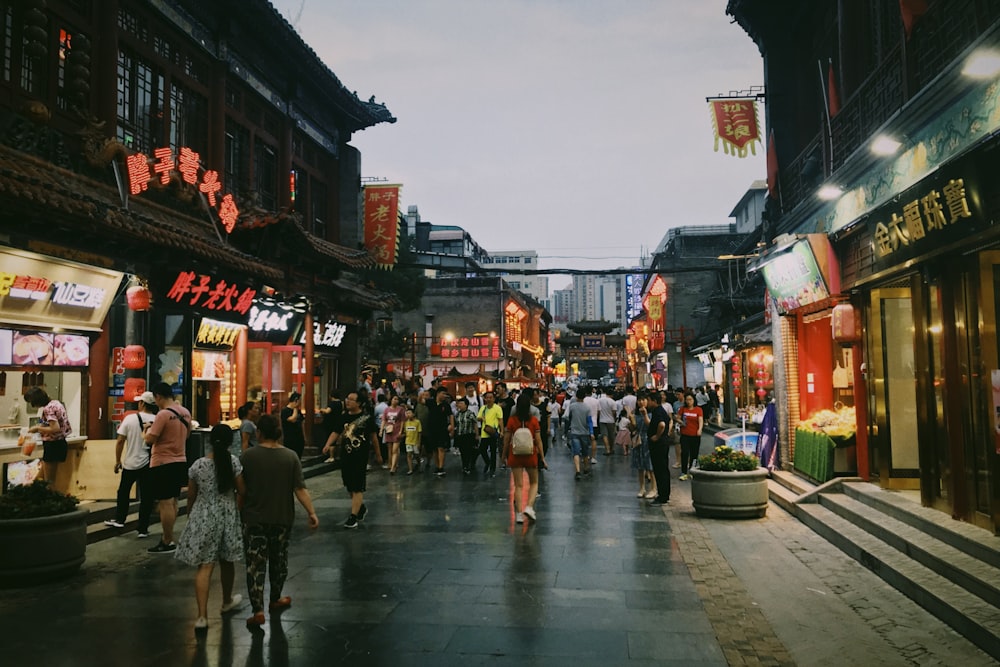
[0,480,88,586]
[690,445,769,519]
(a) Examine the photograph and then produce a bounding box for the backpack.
[511,419,534,456]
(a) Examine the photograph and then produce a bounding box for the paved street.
[0,433,994,666]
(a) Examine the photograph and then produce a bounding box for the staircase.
[770,471,1000,660]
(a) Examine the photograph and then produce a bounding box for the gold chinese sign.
[873,178,972,259]
[363,184,402,269]
[708,98,761,158]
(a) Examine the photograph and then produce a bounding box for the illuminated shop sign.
[194,318,243,350]
[440,335,501,360]
[247,298,305,343]
[300,321,348,349]
[761,240,830,313]
[0,247,123,332]
[0,329,90,367]
[125,146,240,233]
[163,271,256,317]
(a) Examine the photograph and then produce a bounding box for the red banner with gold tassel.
[708,98,761,158]
[363,184,402,269]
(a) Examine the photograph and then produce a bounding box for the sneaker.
[672,462,681,468]
[357,504,368,522]
[220,593,244,614]
[147,541,176,554]
[325,457,336,463]
[381,464,389,470]
[103,519,125,528]
[575,472,581,481]
[246,612,266,628]
[590,457,598,464]
[194,616,208,631]
[645,490,659,499]
[136,531,149,539]
[344,514,359,529]
[366,464,374,471]
[435,469,446,477]
[679,474,690,481]
[523,506,536,522]
[516,514,524,524]
[268,596,292,611]
[406,469,414,476]
[648,499,666,507]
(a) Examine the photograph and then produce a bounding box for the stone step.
[796,501,1000,660]
[771,469,814,496]
[767,478,799,516]
[819,492,1000,609]
[841,482,1000,569]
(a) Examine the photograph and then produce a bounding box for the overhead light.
[870,134,902,156]
[818,185,843,201]
[962,49,1000,79]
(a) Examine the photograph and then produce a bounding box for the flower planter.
[0,509,88,586]
[690,467,769,519]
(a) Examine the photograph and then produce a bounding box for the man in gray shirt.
[566,387,595,481]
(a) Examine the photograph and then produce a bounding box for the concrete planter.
[0,509,88,586]
[690,468,769,519]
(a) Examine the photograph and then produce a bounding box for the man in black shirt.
[645,390,672,506]
[427,388,455,476]
[323,392,378,528]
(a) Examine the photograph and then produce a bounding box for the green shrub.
[0,480,79,519]
[697,445,760,472]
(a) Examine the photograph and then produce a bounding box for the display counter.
[793,428,856,483]
[0,436,122,499]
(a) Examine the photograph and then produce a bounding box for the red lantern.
[386,363,395,373]
[433,370,438,377]
[124,377,146,401]
[122,345,146,369]
[756,388,767,398]
[126,285,151,311]
[430,343,442,356]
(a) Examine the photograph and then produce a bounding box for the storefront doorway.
[867,283,921,490]
[247,343,305,415]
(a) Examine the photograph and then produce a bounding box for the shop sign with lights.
[162,270,256,318]
[247,297,306,344]
[300,321,348,350]
[194,317,243,350]
[439,335,501,360]
[0,247,123,332]
[125,146,240,233]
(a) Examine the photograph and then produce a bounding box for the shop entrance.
[867,284,920,490]
[247,343,305,416]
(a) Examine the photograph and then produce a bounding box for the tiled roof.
[0,143,284,280]
[286,222,376,269]
[330,277,397,310]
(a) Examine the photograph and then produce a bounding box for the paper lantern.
[126,285,151,311]
[756,388,767,398]
[386,363,395,373]
[832,303,860,342]
[432,370,439,377]
[122,345,146,369]
[124,377,146,400]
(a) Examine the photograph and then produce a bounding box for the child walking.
[615,408,634,456]
[403,407,422,475]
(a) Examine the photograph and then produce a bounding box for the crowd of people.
[103,374,718,631]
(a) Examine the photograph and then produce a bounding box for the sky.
[271,0,766,288]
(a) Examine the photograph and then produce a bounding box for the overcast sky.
[271,0,765,288]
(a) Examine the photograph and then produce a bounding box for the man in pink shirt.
[143,382,191,553]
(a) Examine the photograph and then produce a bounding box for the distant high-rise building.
[552,287,574,324]
[481,250,549,310]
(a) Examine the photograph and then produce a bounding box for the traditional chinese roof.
[330,277,397,310]
[290,223,376,269]
[0,143,284,280]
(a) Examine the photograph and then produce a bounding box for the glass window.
[117,47,164,152]
[224,119,250,197]
[169,82,207,155]
[254,141,277,209]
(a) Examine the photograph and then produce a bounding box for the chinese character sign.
[439,335,500,360]
[124,147,240,234]
[163,270,256,316]
[363,184,402,269]
[708,98,761,158]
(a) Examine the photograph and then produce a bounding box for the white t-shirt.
[117,411,155,470]
[597,395,617,424]
[621,394,637,415]
[547,401,561,421]
[583,395,600,428]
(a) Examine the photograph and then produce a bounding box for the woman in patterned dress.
[175,424,246,631]
[632,392,657,499]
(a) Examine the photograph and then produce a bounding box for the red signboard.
[363,185,401,269]
[708,98,761,158]
[163,270,256,316]
[439,335,501,360]
[125,146,240,233]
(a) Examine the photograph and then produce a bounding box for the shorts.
[341,451,368,493]
[149,461,188,500]
[569,434,589,458]
[41,438,68,463]
[432,437,451,451]
[599,422,616,443]
[507,452,538,468]
[406,443,420,454]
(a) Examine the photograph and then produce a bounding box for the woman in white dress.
[175,424,246,631]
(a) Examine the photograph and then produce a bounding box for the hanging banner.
[708,98,761,158]
[363,184,402,269]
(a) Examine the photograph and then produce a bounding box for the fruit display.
[799,405,856,439]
